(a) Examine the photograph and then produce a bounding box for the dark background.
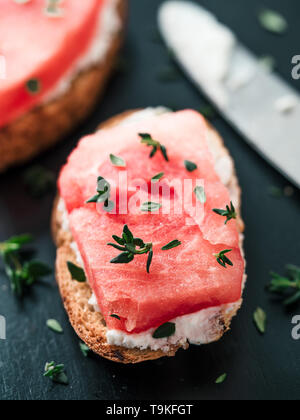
[0,0,300,401]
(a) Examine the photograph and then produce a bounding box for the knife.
[158,1,300,189]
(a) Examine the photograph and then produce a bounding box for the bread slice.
[0,0,127,173]
[52,109,245,364]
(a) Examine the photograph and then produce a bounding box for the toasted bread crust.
[0,0,127,173]
[52,110,245,364]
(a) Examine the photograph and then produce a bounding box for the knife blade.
[158,1,300,188]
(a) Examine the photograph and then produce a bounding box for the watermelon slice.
[0,0,104,128]
[59,110,244,333]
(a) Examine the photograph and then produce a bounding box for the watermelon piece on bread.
[53,108,246,364]
[0,0,127,172]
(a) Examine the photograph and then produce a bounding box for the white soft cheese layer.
[59,107,241,353]
[44,0,121,102]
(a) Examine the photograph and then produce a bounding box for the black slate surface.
[0,0,300,401]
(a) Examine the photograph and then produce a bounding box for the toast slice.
[0,0,127,173]
[52,109,245,364]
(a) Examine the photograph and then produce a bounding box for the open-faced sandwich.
[0,0,127,172]
[52,108,246,364]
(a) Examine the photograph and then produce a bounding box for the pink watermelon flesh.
[59,110,244,333]
[0,0,104,127]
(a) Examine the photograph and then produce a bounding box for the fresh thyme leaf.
[153,322,176,339]
[44,362,68,385]
[79,342,91,358]
[151,172,164,183]
[110,314,121,320]
[108,225,153,273]
[46,319,63,334]
[215,373,227,384]
[253,307,267,334]
[268,265,300,307]
[86,194,100,204]
[86,176,114,212]
[139,133,169,161]
[141,202,162,212]
[5,234,33,245]
[110,252,135,264]
[160,145,169,162]
[194,186,206,204]
[213,202,237,224]
[112,235,125,246]
[147,250,153,274]
[162,240,181,251]
[44,0,64,18]
[67,261,86,283]
[23,165,55,198]
[134,238,146,248]
[214,249,233,268]
[284,291,300,307]
[0,234,51,296]
[123,224,134,244]
[26,78,41,95]
[184,160,197,172]
[258,9,288,34]
[110,154,126,167]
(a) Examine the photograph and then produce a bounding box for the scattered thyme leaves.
[46,319,63,334]
[215,373,227,384]
[26,78,41,95]
[86,176,114,212]
[214,249,233,268]
[194,186,206,203]
[151,172,164,183]
[23,165,55,198]
[139,133,169,161]
[110,314,121,320]
[108,225,153,273]
[253,307,267,334]
[44,0,64,18]
[44,362,68,385]
[268,265,300,307]
[184,160,197,172]
[0,234,51,296]
[213,202,237,224]
[110,154,126,167]
[141,202,162,212]
[162,240,181,251]
[67,261,86,283]
[153,322,176,339]
[79,342,91,358]
[258,9,288,34]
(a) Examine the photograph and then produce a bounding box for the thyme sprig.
[214,249,233,268]
[139,133,169,161]
[0,234,52,296]
[107,225,154,273]
[213,202,237,224]
[44,362,68,385]
[269,265,300,306]
[86,176,114,212]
